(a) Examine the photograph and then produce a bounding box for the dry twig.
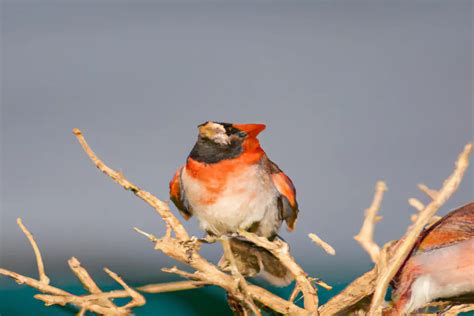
[0,219,145,315]
[137,280,208,293]
[308,233,336,256]
[354,181,387,263]
[239,230,319,312]
[16,218,50,285]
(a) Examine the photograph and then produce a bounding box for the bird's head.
[189,121,266,163]
[197,121,266,145]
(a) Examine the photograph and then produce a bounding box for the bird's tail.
[218,237,293,287]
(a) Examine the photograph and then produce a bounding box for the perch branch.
[135,227,306,314]
[221,238,262,316]
[239,230,319,312]
[354,181,387,263]
[368,143,472,315]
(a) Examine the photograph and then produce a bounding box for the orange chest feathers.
[184,151,265,204]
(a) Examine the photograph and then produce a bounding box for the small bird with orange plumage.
[169,121,299,286]
[385,202,474,315]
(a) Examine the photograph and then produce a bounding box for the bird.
[385,202,474,315]
[169,121,299,286]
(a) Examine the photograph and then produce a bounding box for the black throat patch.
[189,136,243,164]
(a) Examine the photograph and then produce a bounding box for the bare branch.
[354,181,387,263]
[0,268,71,296]
[308,233,336,255]
[104,267,146,309]
[289,285,301,302]
[162,266,199,280]
[2,219,145,315]
[137,280,208,293]
[319,269,377,316]
[221,238,262,316]
[239,230,319,312]
[418,183,439,200]
[16,218,50,285]
[368,143,472,315]
[68,257,115,308]
[408,198,425,212]
[146,234,306,314]
[134,227,159,242]
[73,128,189,240]
[311,278,332,291]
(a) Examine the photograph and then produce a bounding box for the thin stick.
[368,143,472,315]
[34,294,128,315]
[417,183,439,200]
[17,218,50,285]
[137,280,208,293]
[73,128,189,240]
[0,268,71,296]
[408,198,425,212]
[312,278,333,291]
[289,285,301,302]
[354,181,387,263]
[68,257,115,308]
[162,266,199,280]
[308,233,336,255]
[104,267,146,309]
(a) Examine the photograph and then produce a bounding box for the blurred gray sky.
[1,1,472,283]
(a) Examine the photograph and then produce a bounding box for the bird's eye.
[237,131,247,138]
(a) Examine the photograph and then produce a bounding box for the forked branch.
[354,181,387,263]
[0,219,145,315]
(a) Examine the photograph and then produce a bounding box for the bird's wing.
[267,158,299,231]
[169,166,192,220]
[392,202,474,289]
[415,202,474,254]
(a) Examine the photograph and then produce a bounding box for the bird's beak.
[233,124,266,137]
